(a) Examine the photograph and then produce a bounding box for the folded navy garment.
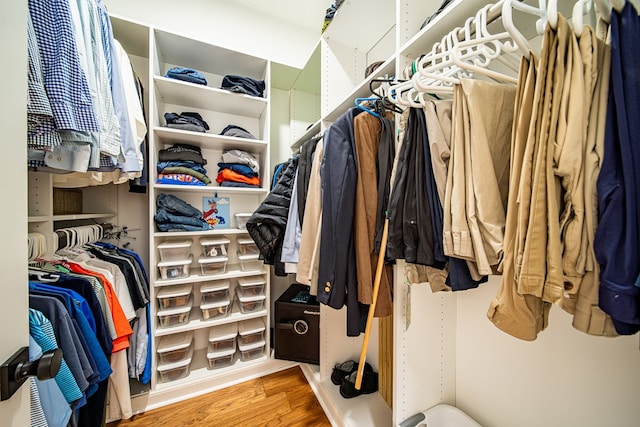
[217,162,257,177]
[157,161,208,175]
[221,75,265,98]
[220,124,256,139]
[220,181,260,188]
[164,112,210,133]
[165,67,208,85]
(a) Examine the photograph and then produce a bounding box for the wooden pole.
[355,218,389,390]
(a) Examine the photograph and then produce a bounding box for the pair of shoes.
[331,360,372,385]
[339,370,379,399]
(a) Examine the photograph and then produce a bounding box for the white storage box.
[237,276,265,296]
[157,299,192,328]
[200,297,231,320]
[157,331,193,365]
[156,283,192,309]
[238,339,266,362]
[238,318,266,346]
[200,280,230,305]
[157,347,193,383]
[198,256,228,276]
[236,287,266,314]
[237,237,259,256]
[207,347,236,370]
[158,255,193,280]
[199,237,230,258]
[237,251,261,272]
[208,323,237,352]
[234,213,252,229]
[157,240,193,262]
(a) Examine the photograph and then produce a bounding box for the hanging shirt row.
[27,0,147,187]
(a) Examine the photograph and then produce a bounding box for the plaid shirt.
[28,0,99,133]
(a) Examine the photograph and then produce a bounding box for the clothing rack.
[55,223,115,251]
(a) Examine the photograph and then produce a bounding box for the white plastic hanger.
[502,0,548,58]
[611,0,625,12]
[594,0,611,22]
[548,0,559,29]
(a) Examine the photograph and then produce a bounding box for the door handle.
[1,347,62,401]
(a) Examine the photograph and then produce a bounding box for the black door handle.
[1,347,62,401]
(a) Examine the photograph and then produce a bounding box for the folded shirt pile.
[216,149,260,188]
[220,75,266,98]
[164,67,208,85]
[157,143,210,186]
[164,112,210,133]
[154,193,209,232]
[220,124,257,139]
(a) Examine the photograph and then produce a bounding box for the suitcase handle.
[277,320,310,335]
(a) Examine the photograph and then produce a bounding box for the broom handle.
[355,218,390,390]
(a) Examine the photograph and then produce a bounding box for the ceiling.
[227,0,331,33]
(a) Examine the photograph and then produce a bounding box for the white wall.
[104,0,319,69]
[455,278,640,427]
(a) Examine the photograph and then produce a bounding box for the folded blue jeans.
[154,209,209,229]
[156,194,202,218]
[165,67,207,85]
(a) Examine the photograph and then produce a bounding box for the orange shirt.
[216,168,260,186]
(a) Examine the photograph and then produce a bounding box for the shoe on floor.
[331,360,372,385]
[339,370,378,399]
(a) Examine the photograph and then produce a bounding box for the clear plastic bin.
[198,256,228,276]
[236,287,266,314]
[238,339,266,362]
[157,240,193,262]
[237,276,265,296]
[158,255,193,280]
[157,300,192,328]
[237,237,259,256]
[238,318,266,347]
[156,283,193,309]
[200,298,231,320]
[237,251,261,272]
[199,237,230,258]
[235,213,252,229]
[208,323,238,352]
[200,280,230,305]
[207,347,236,370]
[157,347,193,383]
[157,331,193,365]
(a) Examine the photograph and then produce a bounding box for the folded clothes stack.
[164,67,208,85]
[157,143,210,186]
[154,193,209,232]
[216,149,260,188]
[220,124,256,139]
[164,112,210,133]
[220,75,265,98]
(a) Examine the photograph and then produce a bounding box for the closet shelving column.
[146,28,295,402]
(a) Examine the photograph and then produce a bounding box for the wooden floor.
[108,367,331,427]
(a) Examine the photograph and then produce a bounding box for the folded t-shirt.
[216,169,260,186]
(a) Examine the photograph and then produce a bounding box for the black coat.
[247,156,298,276]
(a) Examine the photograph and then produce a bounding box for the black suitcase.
[274,283,320,364]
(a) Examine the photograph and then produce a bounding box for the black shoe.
[331,360,372,385]
[339,370,379,399]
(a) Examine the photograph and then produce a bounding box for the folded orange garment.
[216,168,260,185]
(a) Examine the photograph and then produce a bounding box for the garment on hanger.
[296,136,321,226]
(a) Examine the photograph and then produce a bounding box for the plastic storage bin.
[207,347,236,370]
[157,240,193,262]
[238,339,266,362]
[199,237,230,258]
[235,213,252,229]
[157,299,192,328]
[157,331,193,364]
[238,318,266,346]
[208,323,238,352]
[200,280,230,305]
[198,256,228,276]
[237,237,259,256]
[156,283,193,309]
[157,348,193,383]
[236,287,266,314]
[237,252,261,272]
[200,297,232,320]
[158,255,193,280]
[237,276,266,296]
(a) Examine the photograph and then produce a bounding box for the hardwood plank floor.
[108,367,331,427]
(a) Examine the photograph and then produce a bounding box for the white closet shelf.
[154,127,268,153]
[322,56,396,123]
[291,119,321,150]
[154,76,268,118]
[154,229,249,238]
[154,304,267,337]
[153,184,268,195]
[154,266,267,287]
[53,212,117,221]
[28,215,50,223]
